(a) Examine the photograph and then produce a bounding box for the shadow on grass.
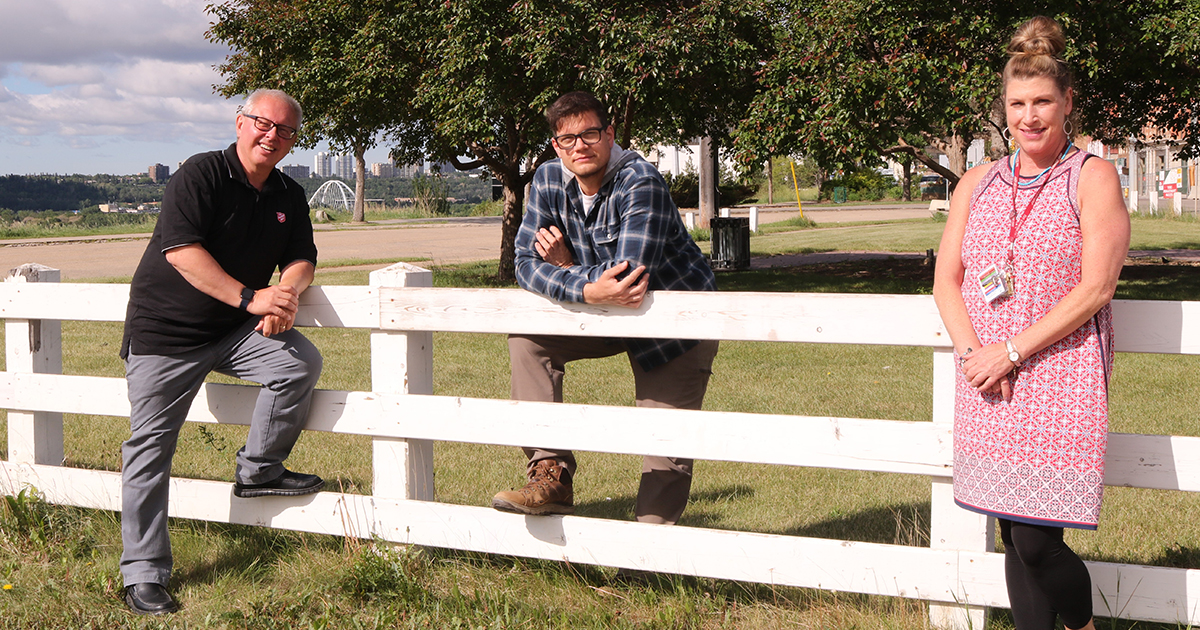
[581,488,929,547]
[576,484,757,527]
[1116,262,1200,300]
[423,253,1200,304]
[173,520,342,587]
[786,501,932,547]
[717,259,935,295]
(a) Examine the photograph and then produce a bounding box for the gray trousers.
[120,317,322,587]
[508,334,718,525]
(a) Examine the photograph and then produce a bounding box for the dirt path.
[2,211,1192,281]
[0,222,503,281]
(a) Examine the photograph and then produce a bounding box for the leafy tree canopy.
[734,0,1200,187]
[210,0,771,279]
[208,0,426,221]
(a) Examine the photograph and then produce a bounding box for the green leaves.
[735,0,1200,178]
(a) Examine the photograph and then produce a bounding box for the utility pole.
[698,136,718,228]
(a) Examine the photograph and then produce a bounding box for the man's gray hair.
[242,89,303,127]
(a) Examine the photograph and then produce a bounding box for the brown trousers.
[508,334,719,524]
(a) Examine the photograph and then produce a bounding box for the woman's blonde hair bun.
[1004,16,1072,94]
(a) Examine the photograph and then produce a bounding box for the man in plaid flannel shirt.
[491,91,719,525]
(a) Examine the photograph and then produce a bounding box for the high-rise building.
[426,160,456,175]
[281,164,310,179]
[397,162,424,178]
[148,163,170,182]
[334,153,355,179]
[370,162,397,178]
[314,152,332,178]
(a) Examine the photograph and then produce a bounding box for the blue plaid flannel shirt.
[515,147,716,371]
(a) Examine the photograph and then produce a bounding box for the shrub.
[663,169,759,209]
[820,168,897,201]
[411,176,450,216]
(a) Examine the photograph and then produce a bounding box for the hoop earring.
[1002,127,1014,151]
[1064,119,1074,138]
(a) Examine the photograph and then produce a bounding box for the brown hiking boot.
[491,459,574,515]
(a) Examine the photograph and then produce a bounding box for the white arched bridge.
[309,179,355,210]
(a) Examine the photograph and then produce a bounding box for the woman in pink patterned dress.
[933,16,1130,630]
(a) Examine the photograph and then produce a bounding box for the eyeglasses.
[553,127,605,149]
[241,113,299,140]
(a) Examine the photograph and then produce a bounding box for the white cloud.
[20,64,107,88]
[4,86,231,142]
[0,0,242,172]
[0,0,225,65]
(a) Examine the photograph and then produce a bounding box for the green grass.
[1129,213,1200,250]
[754,215,818,235]
[0,218,159,240]
[743,185,820,205]
[729,219,946,257]
[3,235,1200,627]
[731,210,1200,260]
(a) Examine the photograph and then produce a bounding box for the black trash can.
[709,217,751,271]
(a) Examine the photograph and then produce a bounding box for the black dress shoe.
[123,583,178,615]
[234,469,325,498]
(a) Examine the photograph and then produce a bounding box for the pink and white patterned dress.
[953,149,1112,530]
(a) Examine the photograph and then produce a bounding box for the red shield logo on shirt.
[276,212,286,224]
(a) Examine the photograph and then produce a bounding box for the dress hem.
[954,498,1098,531]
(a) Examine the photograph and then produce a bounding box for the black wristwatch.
[238,286,255,311]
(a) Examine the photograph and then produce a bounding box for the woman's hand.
[961,342,1016,401]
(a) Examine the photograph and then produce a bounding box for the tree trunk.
[353,144,367,223]
[902,159,912,202]
[497,173,525,283]
[944,133,968,178]
[698,136,718,228]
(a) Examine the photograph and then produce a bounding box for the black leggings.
[1000,519,1093,629]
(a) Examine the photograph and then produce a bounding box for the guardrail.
[2,261,1198,629]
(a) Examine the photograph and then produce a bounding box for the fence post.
[1149,147,1160,214]
[368,263,435,501]
[749,206,759,233]
[4,264,64,467]
[685,212,695,230]
[929,348,994,630]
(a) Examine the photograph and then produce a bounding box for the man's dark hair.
[545,91,609,134]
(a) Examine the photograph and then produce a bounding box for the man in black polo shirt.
[119,89,323,615]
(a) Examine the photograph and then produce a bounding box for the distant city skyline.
[0,1,399,176]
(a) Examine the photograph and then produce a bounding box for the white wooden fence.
[2,261,1199,629]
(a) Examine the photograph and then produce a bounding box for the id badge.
[977,263,1010,303]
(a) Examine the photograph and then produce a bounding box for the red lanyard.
[1007,143,1072,266]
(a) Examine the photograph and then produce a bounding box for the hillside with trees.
[0,174,164,213]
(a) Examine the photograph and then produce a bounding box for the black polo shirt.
[121,144,318,358]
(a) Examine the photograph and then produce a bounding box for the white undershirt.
[581,192,598,214]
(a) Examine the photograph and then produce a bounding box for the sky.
[0,0,394,176]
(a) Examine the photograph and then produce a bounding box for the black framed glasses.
[241,113,299,140]
[553,127,605,149]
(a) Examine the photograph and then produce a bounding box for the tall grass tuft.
[0,487,98,561]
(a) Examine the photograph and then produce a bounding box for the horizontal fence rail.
[2,262,1199,629]
[2,282,1198,352]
